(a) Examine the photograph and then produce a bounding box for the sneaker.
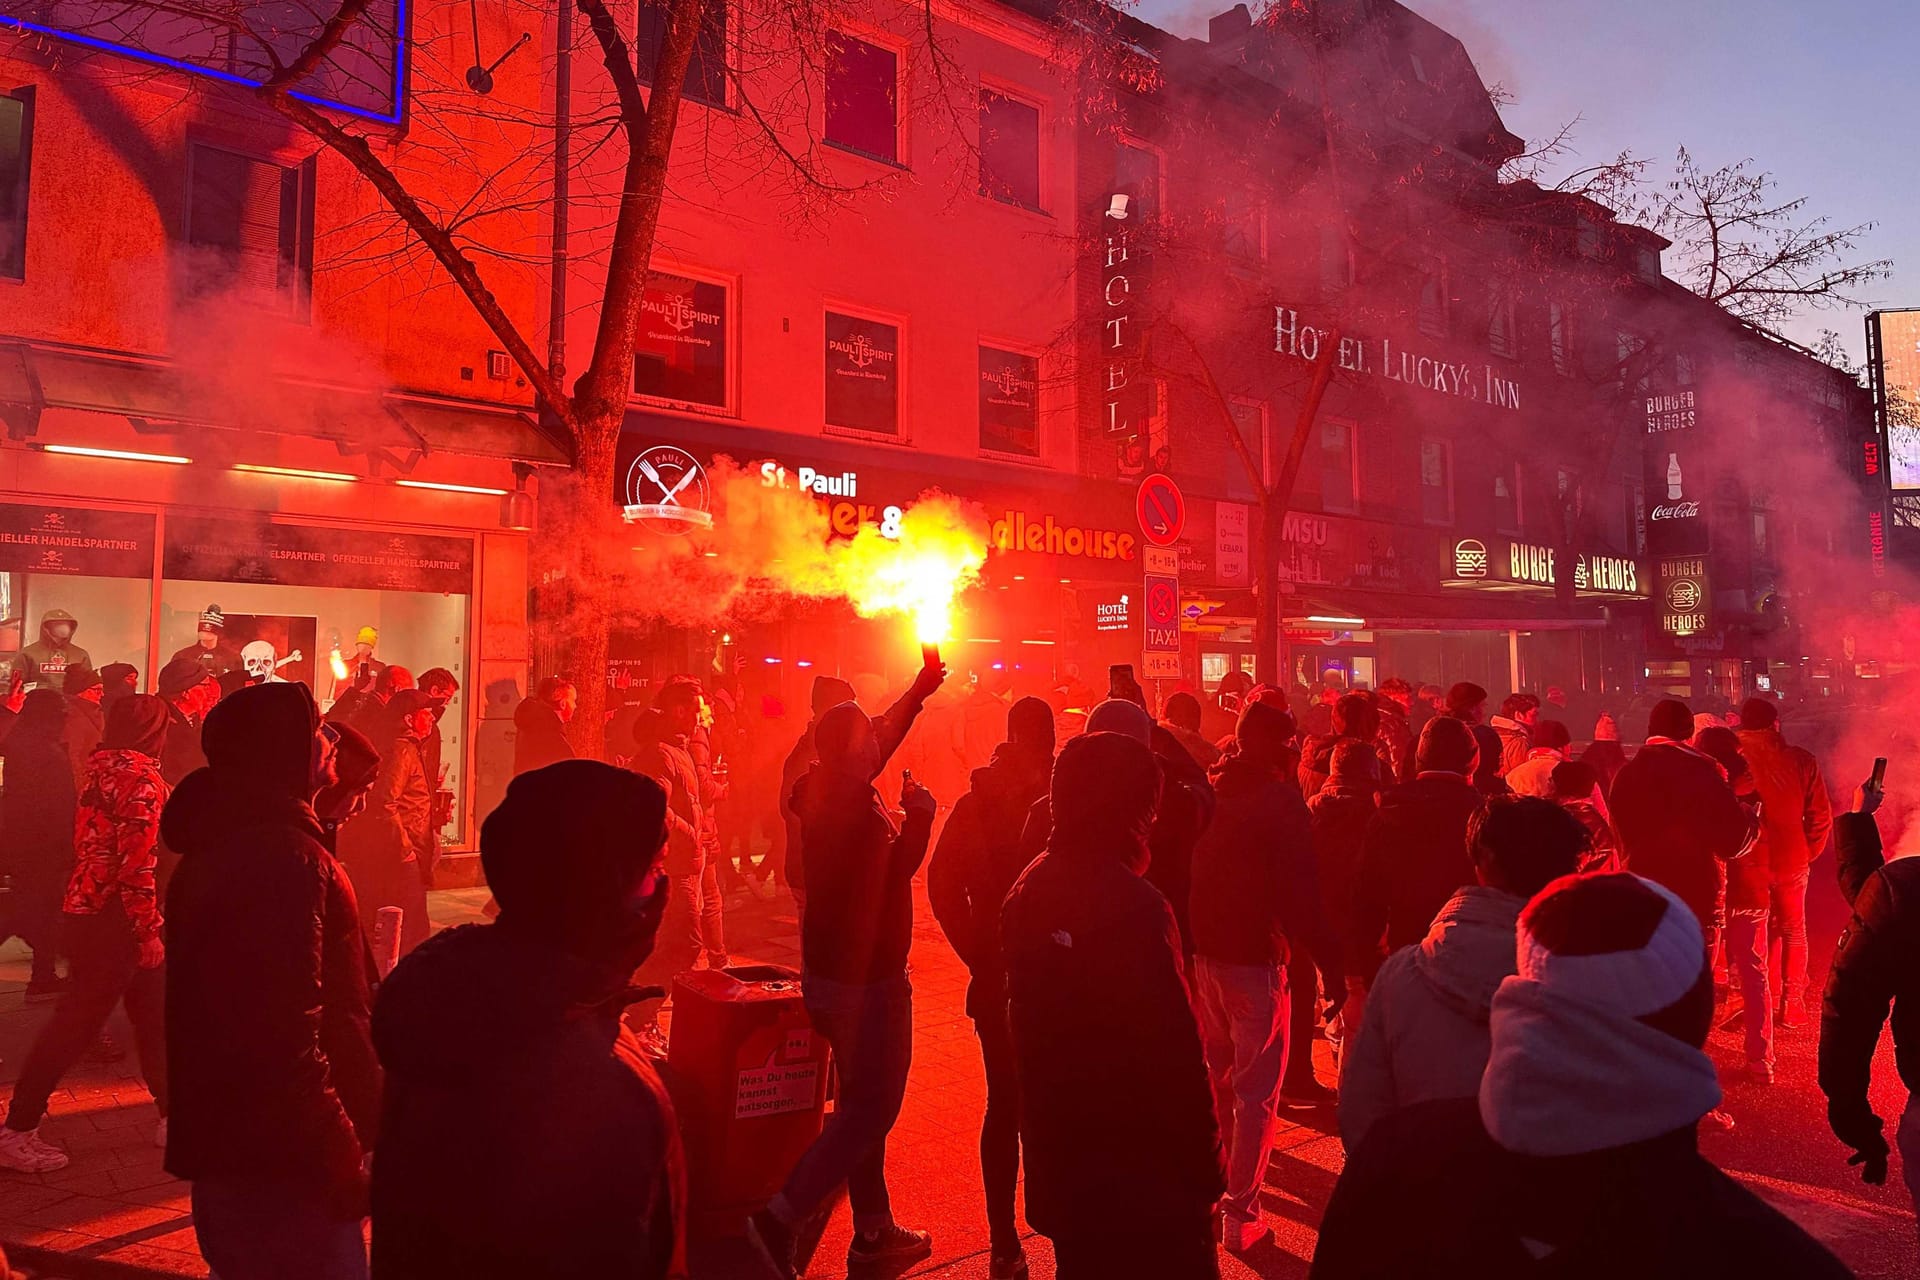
[154,1118,168,1149]
[1224,1215,1272,1254]
[1778,996,1807,1030]
[0,1127,69,1173]
[746,1207,798,1280]
[1701,1107,1737,1133]
[1742,1061,1775,1087]
[847,1224,934,1272]
[23,976,66,1004]
[988,1248,1029,1280]
[1280,1078,1338,1108]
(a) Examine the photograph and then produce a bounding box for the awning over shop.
[0,341,565,466]
[1278,585,1613,631]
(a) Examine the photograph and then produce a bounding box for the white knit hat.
[1515,873,1706,1018]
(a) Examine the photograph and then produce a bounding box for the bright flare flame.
[833,496,987,645]
[328,647,350,682]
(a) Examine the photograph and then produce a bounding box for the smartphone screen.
[1872,757,1888,790]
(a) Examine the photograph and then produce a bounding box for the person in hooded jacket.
[1580,713,1628,798]
[161,682,380,1280]
[748,661,946,1280]
[1001,732,1223,1280]
[156,659,217,786]
[1309,740,1381,1027]
[11,610,91,691]
[1735,697,1833,1030]
[0,689,76,999]
[62,666,106,784]
[927,695,1055,1280]
[511,677,576,777]
[370,761,684,1279]
[1312,873,1850,1280]
[775,674,857,911]
[337,690,436,961]
[1350,716,1483,986]
[631,678,710,1035]
[99,663,139,716]
[0,695,173,1173]
[1191,701,1345,1251]
[1299,693,1383,799]
[1336,796,1587,1153]
[1694,726,1775,1083]
[1610,699,1755,953]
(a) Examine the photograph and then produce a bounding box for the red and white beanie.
[1480,873,1722,1157]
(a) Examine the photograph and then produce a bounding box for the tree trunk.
[530,415,622,760]
[1254,333,1343,687]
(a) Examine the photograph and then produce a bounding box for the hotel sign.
[1446,535,1645,599]
[1274,305,1522,411]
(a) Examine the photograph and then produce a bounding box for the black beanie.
[202,682,319,798]
[1236,701,1295,764]
[1416,715,1479,775]
[1647,699,1694,742]
[1008,696,1055,754]
[1738,697,1779,731]
[482,761,667,940]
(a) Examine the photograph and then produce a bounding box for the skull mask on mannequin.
[241,640,284,683]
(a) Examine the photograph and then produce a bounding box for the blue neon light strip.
[1,0,409,125]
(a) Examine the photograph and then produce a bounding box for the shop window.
[161,514,476,844]
[185,142,314,316]
[1113,140,1159,220]
[1486,288,1516,359]
[636,0,727,107]
[979,345,1039,456]
[0,502,156,697]
[1320,224,1353,292]
[824,310,900,435]
[1318,420,1356,514]
[1493,465,1523,534]
[0,88,31,281]
[633,270,730,411]
[1418,259,1448,337]
[1419,437,1453,525]
[978,90,1041,211]
[1549,300,1573,376]
[825,32,898,163]
[1226,400,1266,502]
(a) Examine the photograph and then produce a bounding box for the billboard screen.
[1871,310,1920,492]
[2,0,406,123]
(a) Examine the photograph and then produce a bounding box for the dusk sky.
[1136,0,1914,365]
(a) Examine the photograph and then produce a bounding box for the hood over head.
[1007,695,1055,755]
[1328,738,1380,788]
[1049,731,1158,868]
[1234,700,1296,769]
[1647,699,1695,742]
[1084,697,1152,745]
[38,609,77,642]
[1413,886,1526,1024]
[102,694,170,758]
[809,675,857,718]
[1416,715,1478,776]
[201,681,319,800]
[814,700,877,777]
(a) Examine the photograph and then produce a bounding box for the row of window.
[634,270,1043,456]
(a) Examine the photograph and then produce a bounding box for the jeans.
[772,972,913,1232]
[1284,940,1318,1090]
[1723,908,1774,1069]
[192,1178,367,1280]
[697,854,727,965]
[1053,1215,1219,1280]
[1770,867,1811,1006]
[1192,957,1289,1225]
[7,906,167,1130]
[973,1003,1022,1256]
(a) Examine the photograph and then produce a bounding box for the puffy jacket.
[928,741,1051,1016]
[1001,833,1222,1238]
[1300,734,1384,800]
[1190,752,1340,982]
[1820,812,1920,1161]
[1609,740,1753,933]
[66,747,168,945]
[161,771,381,1214]
[1338,886,1523,1150]
[511,698,574,776]
[1350,774,1482,982]
[371,924,683,1278]
[1489,717,1530,776]
[1735,727,1833,877]
[632,710,703,877]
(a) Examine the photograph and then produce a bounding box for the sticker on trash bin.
[784,1028,813,1058]
[736,1061,820,1119]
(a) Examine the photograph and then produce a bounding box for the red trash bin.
[667,965,830,1236]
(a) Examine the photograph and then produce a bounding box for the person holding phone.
[1817,765,1919,1223]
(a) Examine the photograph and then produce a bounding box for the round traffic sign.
[1137,473,1185,547]
[1146,580,1179,625]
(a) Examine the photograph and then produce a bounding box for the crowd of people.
[0,642,1908,1279]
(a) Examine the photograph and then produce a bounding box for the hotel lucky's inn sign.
[1447,535,1647,599]
[1275,305,1524,411]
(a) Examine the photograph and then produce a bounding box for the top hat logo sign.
[624,445,714,533]
[1453,539,1489,579]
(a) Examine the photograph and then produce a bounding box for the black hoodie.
[1351,773,1483,981]
[929,740,1051,1015]
[370,924,682,1278]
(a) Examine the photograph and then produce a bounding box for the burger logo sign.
[1453,539,1490,579]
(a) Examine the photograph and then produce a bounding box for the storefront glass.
[0,501,155,691]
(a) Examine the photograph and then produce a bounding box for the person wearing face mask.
[336,691,437,960]
[160,682,381,1280]
[369,761,683,1278]
[748,661,946,1280]
[314,724,382,855]
[1001,732,1223,1279]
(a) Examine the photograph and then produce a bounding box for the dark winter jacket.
[1309,785,1377,978]
[1609,740,1754,933]
[0,690,78,886]
[776,677,908,894]
[1736,727,1834,878]
[928,741,1051,1016]
[1819,812,1920,1160]
[1001,831,1223,1238]
[337,730,431,927]
[1723,774,1770,913]
[794,765,934,986]
[511,698,574,777]
[62,695,104,788]
[1312,1100,1852,1280]
[632,710,703,878]
[1300,734,1384,800]
[1350,774,1482,982]
[371,924,683,1279]
[1375,707,1414,787]
[1190,753,1341,985]
[159,700,207,786]
[161,769,381,1215]
[1579,739,1628,798]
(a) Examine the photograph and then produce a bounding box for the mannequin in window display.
[169,606,240,679]
[330,626,387,702]
[12,611,91,692]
